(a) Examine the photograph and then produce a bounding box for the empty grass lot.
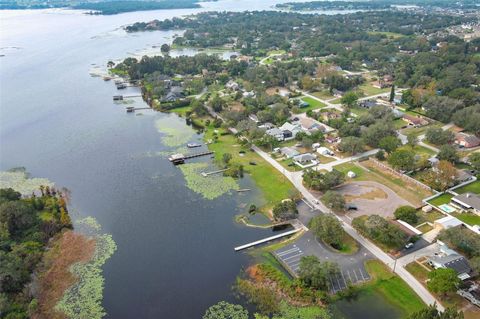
[297,96,326,112]
[454,180,480,194]
[204,128,298,208]
[452,212,480,226]
[427,193,453,207]
[362,260,425,316]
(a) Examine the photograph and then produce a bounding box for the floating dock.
[201,168,228,177]
[234,228,301,251]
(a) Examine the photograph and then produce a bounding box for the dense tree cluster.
[272,200,298,221]
[310,214,346,249]
[352,214,408,250]
[303,169,345,192]
[298,256,339,291]
[0,187,72,319]
[439,226,480,259]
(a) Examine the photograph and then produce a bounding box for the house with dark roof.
[293,153,317,168]
[455,133,480,148]
[451,193,480,215]
[428,241,473,280]
[161,86,185,102]
[403,114,428,127]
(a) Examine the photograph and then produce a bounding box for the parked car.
[347,204,358,210]
[405,242,414,249]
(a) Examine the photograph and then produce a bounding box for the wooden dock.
[234,228,301,251]
[201,169,228,177]
[168,151,214,164]
[126,107,151,113]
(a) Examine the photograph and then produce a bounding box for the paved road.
[251,144,444,310]
[314,149,379,172]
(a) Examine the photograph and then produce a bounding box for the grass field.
[204,128,298,209]
[312,91,334,100]
[297,96,326,112]
[317,154,336,164]
[401,123,441,137]
[398,145,436,157]
[454,180,480,194]
[168,105,192,117]
[452,212,480,226]
[357,83,390,96]
[362,260,425,316]
[336,160,433,206]
[427,193,453,207]
[368,31,405,39]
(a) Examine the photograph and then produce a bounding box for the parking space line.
[283,252,303,261]
[277,247,299,256]
[340,272,347,288]
[352,269,359,282]
[289,260,302,268]
[359,268,366,281]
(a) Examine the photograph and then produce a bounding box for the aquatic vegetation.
[155,117,196,147]
[179,162,239,200]
[55,217,117,319]
[0,168,53,195]
[143,147,189,158]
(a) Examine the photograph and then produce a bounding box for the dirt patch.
[265,86,290,96]
[228,101,245,112]
[32,230,96,319]
[337,181,411,219]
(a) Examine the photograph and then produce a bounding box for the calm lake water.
[0,2,402,318]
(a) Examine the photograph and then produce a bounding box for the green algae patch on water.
[55,217,117,319]
[0,168,54,195]
[179,162,239,200]
[155,116,196,147]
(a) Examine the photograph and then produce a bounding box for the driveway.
[336,181,412,219]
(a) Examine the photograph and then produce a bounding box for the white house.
[293,153,318,168]
[279,122,302,140]
[280,147,300,159]
[266,128,285,141]
[317,147,334,156]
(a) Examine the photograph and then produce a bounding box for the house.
[242,91,255,98]
[298,117,323,133]
[428,157,440,167]
[161,86,185,102]
[451,193,480,215]
[434,215,463,230]
[312,142,321,150]
[225,80,240,91]
[455,133,480,148]
[403,114,428,127]
[298,100,310,108]
[332,89,344,98]
[427,241,472,280]
[280,147,300,159]
[359,100,378,109]
[249,114,260,124]
[293,153,317,168]
[266,128,285,141]
[279,122,302,140]
[259,122,274,130]
[325,136,339,144]
[392,108,405,119]
[317,147,334,156]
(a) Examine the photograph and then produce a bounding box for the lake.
[0,2,403,318]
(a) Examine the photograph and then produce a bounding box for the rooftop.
[452,193,480,210]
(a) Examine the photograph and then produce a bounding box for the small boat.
[187,143,202,148]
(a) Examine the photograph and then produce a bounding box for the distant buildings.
[428,241,473,280]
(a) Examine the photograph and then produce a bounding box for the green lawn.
[363,260,425,316]
[416,209,445,225]
[333,162,365,178]
[317,154,336,164]
[367,31,405,39]
[204,128,298,209]
[337,233,359,254]
[427,193,453,207]
[394,119,408,130]
[417,223,433,233]
[401,123,441,138]
[296,96,326,113]
[330,97,342,104]
[349,107,369,117]
[168,105,192,117]
[398,145,436,157]
[312,91,333,100]
[454,180,480,194]
[452,212,480,226]
[357,83,390,96]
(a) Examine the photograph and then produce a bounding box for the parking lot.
[274,231,373,293]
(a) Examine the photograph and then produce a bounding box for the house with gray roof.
[451,193,480,215]
[428,241,473,280]
[280,147,300,159]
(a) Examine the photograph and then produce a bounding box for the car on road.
[347,204,358,210]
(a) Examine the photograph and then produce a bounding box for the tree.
[376,149,386,161]
[340,91,358,108]
[427,268,460,296]
[423,160,457,191]
[407,133,418,149]
[437,145,459,163]
[161,44,170,53]
[469,152,480,172]
[379,136,401,154]
[203,301,248,319]
[272,200,298,221]
[222,153,233,165]
[425,128,454,146]
[361,121,396,147]
[407,305,464,319]
[303,170,345,192]
[423,96,464,123]
[322,191,345,211]
[389,84,395,102]
[388,149,415,171]
[310,214,345,248]
[470,256,480,274]
[298,255,339,290]
[339,136,364,154]
[394,206,418,225]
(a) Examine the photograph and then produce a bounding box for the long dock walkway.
[234,228,301,251]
